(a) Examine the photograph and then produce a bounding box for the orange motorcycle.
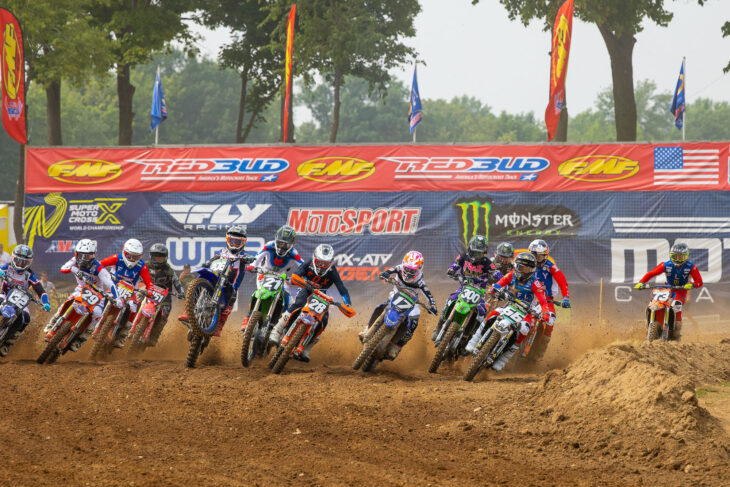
[635,283,686,342]
[267,274,355,374]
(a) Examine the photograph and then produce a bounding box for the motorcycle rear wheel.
[271,324,306,375]
[126,317,148,358]
[37,322,70,364]
[463,332,500,382]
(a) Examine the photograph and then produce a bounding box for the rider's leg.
[533,301,556,360]
[386,306,420,360]
[492,317,531,372]
[270,293,307,344]
[466,308,498,354]
[71,302,104,352]
[298,313,329,362]
[432,292,458,341]
[44,294,75,334]
[671,294,686,341]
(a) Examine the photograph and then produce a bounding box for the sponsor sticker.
[2,23,21,101]
[48,159,122,185]
[558,155,639,182]
[129,158,288,183]
[333,253,393,281]
[297,157,375,183]
[381,156,549,182]
[287,207,420,236]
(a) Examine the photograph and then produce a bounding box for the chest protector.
[664,259,694,286]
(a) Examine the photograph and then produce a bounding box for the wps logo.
[297,157,375,183]
[454,200,491,247]
[161,204,270,230]
[558,156,639,182]
[48,159,122,185]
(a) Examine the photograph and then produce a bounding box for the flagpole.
[413,126,416,143]
[155,66,160,145]
[682,57,686,142]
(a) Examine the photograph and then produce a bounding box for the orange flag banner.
[283,4,296,142]
[544,0,573,141]
[0,8,27,144]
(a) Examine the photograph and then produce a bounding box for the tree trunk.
[329,68,343,143]
[554,106,568,142]
[13,143,25,244]
[598,24,637,141]
[46,80,62,146]
[236,69,249,143]
[117,64,136,145]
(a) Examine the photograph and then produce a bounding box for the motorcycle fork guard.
[434,308,457,343]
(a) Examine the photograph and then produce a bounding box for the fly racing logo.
[161,204,270,230]
[454,200,492,247]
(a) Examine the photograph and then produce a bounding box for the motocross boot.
[465,319,488,354]
[295,337,319,363]
[113,323,131,348]
[213,306,233,337]
[0,330,23,357]
[269,311,291,345]
[431,300,453,342]
[492,344,519,372]
[240,315,250,332]
[178,311,189,325]
[71,325,95,352]
[672,321,683,341]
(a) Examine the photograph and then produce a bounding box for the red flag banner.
[0,8,27,144]
[283,4,296,143]
[545,0,573,141]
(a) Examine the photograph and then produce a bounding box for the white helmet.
[122,238,144,268]
[75,239,97,271]
[312,244,334,276]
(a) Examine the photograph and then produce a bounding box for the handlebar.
[634,283,687,290]
[382,277,434,313]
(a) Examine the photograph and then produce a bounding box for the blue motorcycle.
[352,277,432,372]
[0,279,42,357]
[183,253,254,368]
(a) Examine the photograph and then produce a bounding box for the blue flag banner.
[150,69,167,132]
[408,65,422,134]
[670,59,685,130]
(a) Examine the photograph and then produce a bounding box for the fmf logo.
[130,158,288,183]
[558,156,639,182]
[454,200,491,247]
[287,208,420,236]
[297,157,374,183]
[46,240,78,253]
[48,159,122,185]
[381,157,549,181]
[166,237,265,270]
[2,23,21,101]
[161,204,270,231]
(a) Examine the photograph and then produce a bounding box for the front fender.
[193,268,219,285]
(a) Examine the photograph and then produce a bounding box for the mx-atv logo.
[161,204,270,231]
[333,253,392,281]
[454,200,492,247]
[382,157,549,182]
[130,158,288,183]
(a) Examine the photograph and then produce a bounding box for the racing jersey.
[493,270,549,311]
[60,257,118,298]
[149,263,184,297]
[99,253,153,290]
[533,260,569,299]
[0,264,49,305]
[204,248,251,290]
[292,259,351,305]
[447,254,501,288]
[251,242,303,274]
[381,264,436,309]
[639,260,703,288]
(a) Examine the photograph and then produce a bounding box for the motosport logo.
[47,159,122,185]
[333,253,392,281]
[297,157,375,183]
[129,158,288,183]
[287,208,420,236]
[558,155,639,182]
[381,157,549,182]
[166,237,265,270]
[161,204,270,231]
[454,200,492,247]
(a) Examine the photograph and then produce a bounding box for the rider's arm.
[639,262,665,284]
[99,254,118,268]
[98,267,118,298]
[690,265,703,288]
[532,280,549,309]
[420,283,437,309]
[290,247,304,265]
[252,249,267,270]
[447,254,464,275]
[492,271,513,290]
[28,272,50,305]
[380,266,397,278]
[171,267,185,295]
[140,263,154,290]
[60,258,77,274]
[330,267,351,306]
[549,264,570,298]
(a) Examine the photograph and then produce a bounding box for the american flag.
[653,146,719,185]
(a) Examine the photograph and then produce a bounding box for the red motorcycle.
[89,279,145,359]
[126,284,169,357]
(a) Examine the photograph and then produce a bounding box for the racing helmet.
[670,241,690,267]
[11,245,33,272]
[313,244,334,276]
[401,250,424,283]
[226,225,247,254]
[494,242,515,274]
[274,225,296,257]
[122,238,144,269]
[149,243,169,270]
[75,239,97,271]
[514,252,537,281]
[528,239,549,267]
[466,235,488,262]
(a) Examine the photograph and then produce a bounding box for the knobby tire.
[463,332,500,382]
[429,320,457,374]
[240,311,261,368]
[353,324,390,371]
[37,322,71,364]
[271,324,306,375]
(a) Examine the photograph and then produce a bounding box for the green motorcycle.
[429,275,488,373]
[240,268,287,367]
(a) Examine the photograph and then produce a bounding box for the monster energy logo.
[455,200,491,247]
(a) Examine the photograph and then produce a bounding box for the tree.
[90,0,195,145]
[479,0,674,141]
[270,0,420,142]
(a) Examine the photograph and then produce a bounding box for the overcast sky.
[194,0,730,116]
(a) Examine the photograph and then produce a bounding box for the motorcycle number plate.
[307,297,327,315]
[117,281,134,300]
[459,287,482,305]
[149,287,166,303]
[6,288,30,308]
[82,287,101,306]
[392,293,414,313]
[651,290,671,301]
[262,276,283,291]
[210,259,228,274]
[501,305,525,322]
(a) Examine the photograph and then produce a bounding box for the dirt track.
[2,314,730,486]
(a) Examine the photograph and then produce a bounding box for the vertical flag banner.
[150,67,168,132]
[0,8,27,145]
[670,58,686,130]
[545,0,574,141]
[283,4,296,143]
[408,65,422,134]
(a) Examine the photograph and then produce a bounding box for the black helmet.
[275,225,296,257]
[466,235,488,262]
[11,244,33,272]
[513,252,537,281]
[494,242,514,274]
[149,243,168,270]
[670,241,689,267]
[226,225,248,254]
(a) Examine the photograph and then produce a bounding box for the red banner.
[0,8,26,145]
[545,0,573,141]
[283,4,296,143]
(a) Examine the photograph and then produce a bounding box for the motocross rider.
[243,225,303,330]
[361,250,438,360]
[634,241,702,341]
[179,225,253,336]
[431,235,499,345]
[146,243,185,346]
[493,242,515,276]
[99,238,154,348]
[528,239,570,358]
[269,243,351,362]
[465,252,550,371]
[0,245,51,356]
[45,239,118,352]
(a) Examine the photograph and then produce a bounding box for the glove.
[489,284,501,295]
[562,297,571,308]
[0,269,5,278]
[246,265,255,273]
[176,292,185,300]
[428,305,438,315]
[379,272,388,281]
[683,283,693,289]
[43,303,51,312]
[634,283,643,289]
[446,269,456,278]
[542,312,550,323]
[115,298,124,308]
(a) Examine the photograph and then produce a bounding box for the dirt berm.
[0,337,729,486]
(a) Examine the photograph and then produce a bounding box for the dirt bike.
[429,274,489,374]
[636,283,686,342]
[240,268,286,367]
[463,292,541,382]
[268,274,355,374]
[516,298,570,363]
[352,277,432,373]
[0,279,43,357]
[89,279,145,359]
[126,284,177,357]
[184,253,254,368]
[37,276,113,364]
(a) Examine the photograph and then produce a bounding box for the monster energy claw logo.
[455,200,491,247]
